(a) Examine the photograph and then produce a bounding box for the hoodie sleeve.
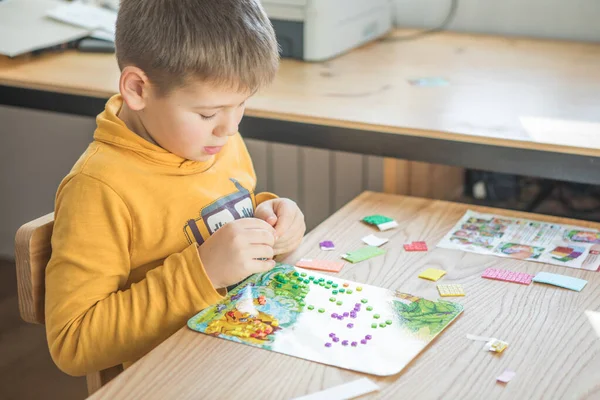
[45,173,223,376]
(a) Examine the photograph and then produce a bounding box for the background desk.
[1,30,600,185]
[88,192,600,399]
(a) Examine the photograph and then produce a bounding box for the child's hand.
[198,218,276,289]
[255,199,306,256]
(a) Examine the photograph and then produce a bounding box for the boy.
[45,0,305,376]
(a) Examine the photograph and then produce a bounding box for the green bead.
[292,284,298,289]
[293,272,300,277]
[379,323,386,328]
[275,283,282,288]
[339,288,345,293]
[374,314,380,319]
[301,272,307,277]
[319,282,325,286]
[325,285,331,289]
[327,280,333,284]
[318,278,325,282]
[304,279,310,284]
[336,301,343,306]
[318,308,325,313]
[386,320,392,325]
[346,289,353,294]
[329,297,336,302]
[308,305,314,310]
[309,276,315,280]
[366,306,373,311]
[299,302,306,307]
[332,290,338,295]
[332,283,338,288]
[371,323,377,329]
[361,299,368,304]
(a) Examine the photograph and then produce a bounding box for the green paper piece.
[362,215,394,226]
[342,246,386,263]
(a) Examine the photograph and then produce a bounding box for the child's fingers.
[254,202,278,226]
[250,259,277,273]
[274,238,303,256]
[274,208,303,237]
[249,244,275,261]
[233,217,277,234]
[248,229,276,246]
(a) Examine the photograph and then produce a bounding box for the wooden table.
[2,30,600,185]
[88,192,600,399]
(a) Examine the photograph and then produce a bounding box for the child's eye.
[200,113,216,120]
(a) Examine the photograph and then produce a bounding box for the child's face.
[140,80,253,161]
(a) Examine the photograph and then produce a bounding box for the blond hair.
[115,0,279,95]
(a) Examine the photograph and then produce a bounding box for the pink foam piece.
[404,241,428,252]
[482,268,533,285]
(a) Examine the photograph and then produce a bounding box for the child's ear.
[119,66,150,111]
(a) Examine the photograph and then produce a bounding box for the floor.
[0,259,87,400]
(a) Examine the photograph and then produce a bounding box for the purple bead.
[365,335,372,340]
[337,315,343,320]
[333,337,339,342]
[355,303,361,308]
[325,343,332,347]
[361,339,368,344]
[343,312,349,317]
[331,313,338,318]
[342,340,349,346]
[347,323,354,328]
[329,333,335,338]
[350,312,357,317]
[351,341,358,347]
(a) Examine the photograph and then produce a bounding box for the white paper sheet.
[0,0,90,57]
[293,378,380,400]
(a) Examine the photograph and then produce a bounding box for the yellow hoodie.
[45,95,276,376]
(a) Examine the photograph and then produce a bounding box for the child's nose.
[214,120,239,137]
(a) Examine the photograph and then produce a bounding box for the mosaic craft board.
[188,264,463,376]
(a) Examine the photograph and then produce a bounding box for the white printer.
[261,0,393,61]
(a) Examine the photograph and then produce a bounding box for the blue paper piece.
[532,272,588,292]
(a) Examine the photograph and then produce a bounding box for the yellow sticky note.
[418,268,446,282]
[437,284,465,297]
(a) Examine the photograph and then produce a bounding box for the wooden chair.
[15,213,123,396]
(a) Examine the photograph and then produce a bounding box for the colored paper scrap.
[585,310,600,338]
[482,268,533,285]
[363,215,393,225]
[341,246,386,263]
[532,272,588,292]
[418,268,446,281]
[408,77,450,87]
[320,240,335,251]
[404,241,428,252]
[292,378,380,400]
[466,334,509,353]
[497,369,516,383]
[362,215,398,231]
[437,284,465,297]
[466,334,492,342]
[362,234,389,247]
[295,259,345,273]
[485,339,509,353]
